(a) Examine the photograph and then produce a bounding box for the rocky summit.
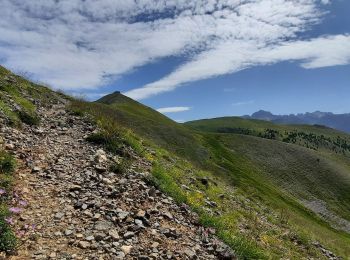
[0,100,234,259]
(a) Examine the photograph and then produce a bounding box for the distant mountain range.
[244,110,350,133]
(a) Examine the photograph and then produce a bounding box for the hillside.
[0,67,232,259]
[1,66,350,259]
[71,94,350,258]
[186,117,350,230]
[95,92,210,166]
[245,110,350,133]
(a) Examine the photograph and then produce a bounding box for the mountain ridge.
[244,110,350,133]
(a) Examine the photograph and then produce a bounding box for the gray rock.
[123,232,135,239]
[94,221,114,231]
[78,241,90,249]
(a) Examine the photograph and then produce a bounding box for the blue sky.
[0,0,349,122]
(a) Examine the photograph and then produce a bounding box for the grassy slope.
[185,116,350,138]
[97,92,209,164]
[0,66,67,126]
[86,93,350,258]
[186,117,350,223]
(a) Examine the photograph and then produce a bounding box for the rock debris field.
[0,102,234,259]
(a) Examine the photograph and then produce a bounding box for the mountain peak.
[247,110,350,133]
[251,110,275,121]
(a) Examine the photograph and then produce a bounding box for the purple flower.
[5,217,14,225]
[19,200,28,207]
[16,230,25,237]
[0,189,6,195]
[9,207,23,214]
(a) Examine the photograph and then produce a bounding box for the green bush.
[0,152,17,252]
[0,215,17,252]
[109,159,131,174]
[0,152,15,174]
[86,132,124,155]
[18,110,40,126]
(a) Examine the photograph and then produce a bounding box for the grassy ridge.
[68,93,350,258]
[97,92,209,164]
[185,116,350,138]
[0,66,67,126]
[186,117,350,224]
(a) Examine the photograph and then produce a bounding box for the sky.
[0,0,349,122]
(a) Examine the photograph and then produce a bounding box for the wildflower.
[16,230,25,237]
[5,217,14,225]
[9,207,23,214]
[19,200,28,207]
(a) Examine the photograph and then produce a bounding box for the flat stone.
[94,221,114,231]
[135,219,143,227]
[32,167,42,173]
[108,230,119,240]
[65,229,73,236]
[123,232,134,239]
[54,212,64,220]
[118,211,129,220]
[121,245,133,255]
[85,235,94,241]
[78,241,90,249]
[162,211,173,220]
[184,249,196,258]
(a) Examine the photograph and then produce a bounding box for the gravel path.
[1,104,234,259]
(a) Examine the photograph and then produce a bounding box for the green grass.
[185,116,350,139]
[0,65,67,127]
[0,150,17,252]
[96,92,209,163]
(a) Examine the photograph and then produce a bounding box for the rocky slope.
[0,100,234,259]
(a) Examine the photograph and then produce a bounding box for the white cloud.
[232,100,255,106]
[157,106,191,113]
[125,34,350,100]
[0,0,348,96]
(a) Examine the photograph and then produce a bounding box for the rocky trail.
[0,102,234,259]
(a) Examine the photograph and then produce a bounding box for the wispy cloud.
[0,0,348,97]
[126,34,350,100]
[157,106,191,113]
[232,100,255,106]
[69,92,108,99]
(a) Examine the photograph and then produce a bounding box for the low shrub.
[17,110,40,126]
[109,159,131,174]
[0,152,17,252]
[86,132,124,155]
[0,207,17,252]
[0,151,15,175]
